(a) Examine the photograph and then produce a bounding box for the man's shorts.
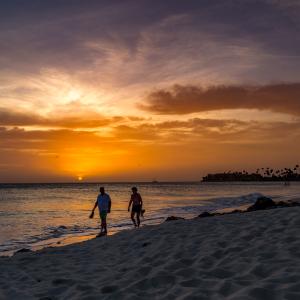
[100,211,107,220]
[132,205,141,213]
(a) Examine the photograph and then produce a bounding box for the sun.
[77,176,83,181]
[67,89,81,101]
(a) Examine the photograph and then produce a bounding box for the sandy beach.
[1,206,300,300]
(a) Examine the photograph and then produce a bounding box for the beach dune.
[1,206,300,299]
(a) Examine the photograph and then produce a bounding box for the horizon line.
[0,180,203,185]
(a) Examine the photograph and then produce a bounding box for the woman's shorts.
[132,205,141,213]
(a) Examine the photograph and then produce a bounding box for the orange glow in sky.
[1,1,300,182]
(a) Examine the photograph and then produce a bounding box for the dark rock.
[198,211,214,218]
[165,216,185,222]
[15,248,32,254]
[229,209,243,214]
[277,200,300,207]
[142,242,151,247]
[247,198,300,212]
[247,196,276,211]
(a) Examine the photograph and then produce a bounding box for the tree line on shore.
[202,165,300,182]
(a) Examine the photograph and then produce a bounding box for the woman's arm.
[128,198,133,212]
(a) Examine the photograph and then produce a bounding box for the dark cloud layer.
[2,116,300,181]
[1,117,300,144]
[0,0,300,82]
[140,83,300,115]
[0,108,121,128]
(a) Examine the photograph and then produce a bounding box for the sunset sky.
[1,0,300,182]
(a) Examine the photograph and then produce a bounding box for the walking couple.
[90,186,144,236]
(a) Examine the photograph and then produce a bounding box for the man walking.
[90,187,111,236]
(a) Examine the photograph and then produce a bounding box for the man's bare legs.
[100,217,107,235]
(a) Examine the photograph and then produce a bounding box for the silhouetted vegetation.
[202,165,300,182]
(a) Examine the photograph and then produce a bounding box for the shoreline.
[1,205,300,299]
[2,197,299,257]
[0,204,256,257]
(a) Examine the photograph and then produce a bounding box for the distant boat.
[151,180,159,184]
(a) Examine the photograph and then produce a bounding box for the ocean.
[1,182,300,256]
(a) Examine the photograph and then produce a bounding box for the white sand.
[1,207,300,300]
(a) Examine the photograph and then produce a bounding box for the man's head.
[132,186,138,193]
[100,187,105,194]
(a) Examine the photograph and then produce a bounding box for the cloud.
[1,0,300,93]
[1,0,300,124]
[139,83,300,115]
[108,117,300,146]
[0,107,122,128]
[2,117,299,146]
[1,117,300,182]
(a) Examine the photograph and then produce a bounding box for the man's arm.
[89,200,98,218]
[139,194,143,207]
[128,198,133,212]
[92,200,98,211]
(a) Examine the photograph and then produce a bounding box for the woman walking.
[128,187,143,227]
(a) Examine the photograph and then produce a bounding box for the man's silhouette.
[90,187,111,236]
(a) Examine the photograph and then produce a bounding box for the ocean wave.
[157,193,264,216]
[0,188,294,256]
